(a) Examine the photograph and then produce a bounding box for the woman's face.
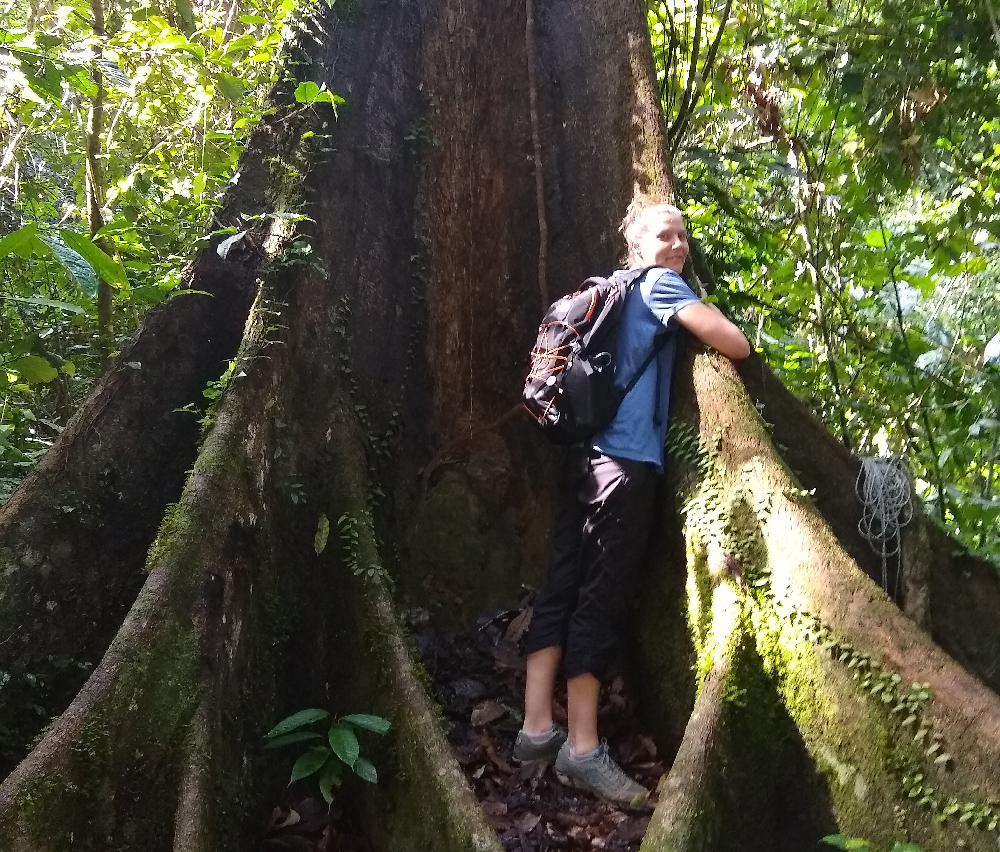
[636,210,689,272]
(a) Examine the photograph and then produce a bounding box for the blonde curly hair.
[620,200,684,268]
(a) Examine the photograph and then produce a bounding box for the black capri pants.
[523,447,657,679]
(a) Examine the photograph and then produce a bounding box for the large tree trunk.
[2,1,999,850]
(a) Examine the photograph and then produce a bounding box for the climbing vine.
[669,418,1000,837]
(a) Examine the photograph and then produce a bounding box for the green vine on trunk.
[670,420,1000,835]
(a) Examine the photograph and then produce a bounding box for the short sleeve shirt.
[590,268,701,469]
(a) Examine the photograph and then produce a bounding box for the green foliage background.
[0,0,299,500]
[650,0,1000,563]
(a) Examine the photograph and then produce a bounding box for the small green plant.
[264,708,391,804]
[822,835,922,852]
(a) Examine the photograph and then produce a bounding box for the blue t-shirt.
[591,268,701,469]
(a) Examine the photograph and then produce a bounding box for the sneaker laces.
[595,739,632,790]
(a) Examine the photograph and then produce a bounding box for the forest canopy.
[1,0,999,567]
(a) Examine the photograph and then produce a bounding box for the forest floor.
[411,600,665,852]
[253,796,370,852]
[250,599,665,852]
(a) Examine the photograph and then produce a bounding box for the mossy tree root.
[0,114,313,777]
[735,354,1000,695]
[663,350,1000,852]
[642,546,742,852]
[0,300,284,851]
[0,311,506,851]
[317,405,504,852]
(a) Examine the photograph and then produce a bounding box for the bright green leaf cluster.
[264,709,391,804]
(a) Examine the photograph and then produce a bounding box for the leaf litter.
[252,796,370,852]
[250,596,665,852]
[409,597,666,852]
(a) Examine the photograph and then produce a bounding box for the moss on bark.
[636,350,1000,851]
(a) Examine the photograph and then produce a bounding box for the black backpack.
[523,267,666,445]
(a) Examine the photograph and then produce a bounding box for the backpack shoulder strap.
[620,330,668,398]
[617,266,674,398]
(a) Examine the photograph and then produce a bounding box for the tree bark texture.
[1,0,1000,850]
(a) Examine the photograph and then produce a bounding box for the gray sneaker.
[553,740,651,810]
[512,724,568,765]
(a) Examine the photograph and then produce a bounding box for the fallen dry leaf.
[481,800,508,816]
[471,699,506,727]
[275,809,301,829]
[636,734,657,760]
[504,607,533,642]
[517,812,542,832]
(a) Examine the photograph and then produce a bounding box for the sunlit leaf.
[0,224,40,260]
[59,230,129,288]
[294,80,345,110]
[864,228,890,248]
[9,356,58,384]
[65,67,98,98]
[216,73,246,101]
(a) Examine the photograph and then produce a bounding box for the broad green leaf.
[41,236,99,297]
[289,746,330,782]
[175,0,195,34]
[65,67,98,98]
[318,760,343,803]
[266,708,329,738]
[864,228,890,248]
[341,713,391,735]
[314,513,330,554]
[328,724,359,767]
[0,224,39,259]
[155,33,189,50]
[24,60,63,103]
[216,73,246,101]
[9,356,58,384]
[263,731,323,749]
[192,171,207,198]
[294,81,345,110]
[130,285,171,306]
[59,230,129,288]
[352,756,377,784]
[4,295,85,315]
[294,80,323,103]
